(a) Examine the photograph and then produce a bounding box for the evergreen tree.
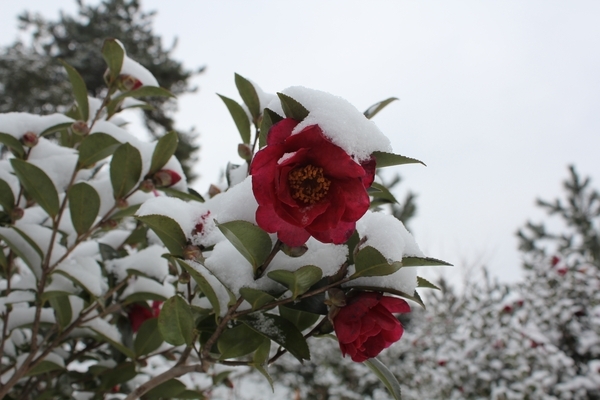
[0,0,202,179]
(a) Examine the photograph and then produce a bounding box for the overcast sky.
[2,1,599,286]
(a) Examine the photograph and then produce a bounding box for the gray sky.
[2,1,600,286]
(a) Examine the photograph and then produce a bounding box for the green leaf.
[235,73,261,121]
[0,245,7,269]
[0,231,38,273]
[134,318,163,357]
[253,364,274,392]
[417,276,441,290]
[89,327,135,359]
[267,265,322,300]
[177,259,221,317]
[364,358,402,400]
[239,287,277,311]
[345,230,360,266]
[77,132,121,168]
[144,379,187,400]
[401,256,453,267]
[158,295,194,346]
[372,151,426,168]
[122,292,169,305]
[49,295,72,329]
[149,131,179,175]
[351,246,402,278]
[68,182,100,235]
[218,323,265,359]
[59,59,89,121]
[110,142,142,199]
[368,182,398,205]
[349,285,426,309]
[98,362,136,390]
[26,358,64,377]
[217,220,272,273]
[102,38,125,82]
[241,313,310,362]
[112,86,175,102]
[161,187,205,202]
[218,94,251,144]
[279,305,320,332]
[277,92,309,121]
[363,97,399,119]
[176,390,206,399]
[39,122,73,137]
[136,215,186,257]
[0,132,25,158]
[253,337,271,365]
[109,203,142,221]
[10,159,59,218]
[259,108,284,148]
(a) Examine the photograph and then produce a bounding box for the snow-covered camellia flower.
[250,118,375,246]
[332,292,410,362]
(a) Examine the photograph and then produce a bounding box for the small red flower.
[250,118,375,246]
[332,292,410,362]
[128,301,162,332]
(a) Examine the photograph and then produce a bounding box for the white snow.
[55,257,108,297]
[6,306,55,331]
[121,55,159,87]
[0,112,73,139]
[281,86,393,161]
[107,245,169,282]
[120,276,175,300]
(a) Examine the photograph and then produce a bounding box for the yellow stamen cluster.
[288,165,331,204]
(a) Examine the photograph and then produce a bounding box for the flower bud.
[118,74,143,91]
[100,219,118,230]
[139,179,155,193]
[281,243,308,258]
[179,271,191,284]
[116,198,129,209]
[153,170,182,188]
[71,120,90,136]
[183,244,203,262]
[208,184,221,198]
[21,131,38,147]
[10,207,24,222]
[237,143,253,161]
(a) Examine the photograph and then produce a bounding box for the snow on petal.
[282,86,393,161]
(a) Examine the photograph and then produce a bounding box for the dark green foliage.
[0,0,202,179]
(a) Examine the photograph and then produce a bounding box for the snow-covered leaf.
[235,73,261,121]
[136,215,186,257]
[102,38,125,82]
[277,92,309,121]
[149,131,179,175]
[239,287,277,311]
[218,94,251,144]
[0,132,25,158]
[77,132,121,168]
[351,246,402,278]
[267,265,322,300]
[217,220,273,274]
[177,259,222,317]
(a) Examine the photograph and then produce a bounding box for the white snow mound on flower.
[280,86,393,162]
[344,211,424,295]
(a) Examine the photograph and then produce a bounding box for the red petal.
[334,317,362,344]
[362,334,387,359]
[360,157,376,188]
[379,297,411,314]
[267,118,297,145]
[370,304,401,331]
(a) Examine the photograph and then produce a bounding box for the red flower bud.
[10,207,24,222]
[153,170,182,188]
[332,292,410,362]
[139,179,155,193]
[21,131,38,147]
[128,301,162,332]
[551,256,560,266]
[116,198,129,209]
[437,360,447,367]
[119,74,143,91]
[557,267,567,276]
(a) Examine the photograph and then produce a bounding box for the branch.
[124,364,204,400]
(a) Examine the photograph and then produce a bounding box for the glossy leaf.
[0,132,25,158]
[68,182,100,235]
[239,287,277,311]
[218,323,265,359]
[111,86,175,102]
[26,359,64,377]
[177,259,221,317]
[267,265,322,300]
[136,215,186,257]
[109,203,142,221]
[279,305,320,332]
[0,179,15,212]
[0,231,38,272]
[368,182,398,204]
[259,108,283,148]
[351,246,402,278]
[218,94,251,144]
[417,276,441,290]
[372,151,426,168]
[134,318,163,357]
[89,327,135,359]
[49,295,72,329]
[217,220,273,273]
[242,312,310,362]
[158,295,194,346]
[149,131,179,174]
[59,59,89,121]
[402,256,453,267]
[102,38,125,82]
[77,132,121,168]
[11,226,44,260]
[161,187,205,202]
[39,122,73,137]
[363,97,399,119]
[98,362,136,389]
[144,379,187,400]
[364,358,402,400]
[110,142,142,199]
[10,159,59,218]
[235,73,261,121]
[277,92,309,121]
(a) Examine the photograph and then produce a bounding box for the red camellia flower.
[128,301,162,332]
[332,292,410,362]
[250,118,376,246]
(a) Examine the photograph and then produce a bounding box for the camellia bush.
[0,38,449,399]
